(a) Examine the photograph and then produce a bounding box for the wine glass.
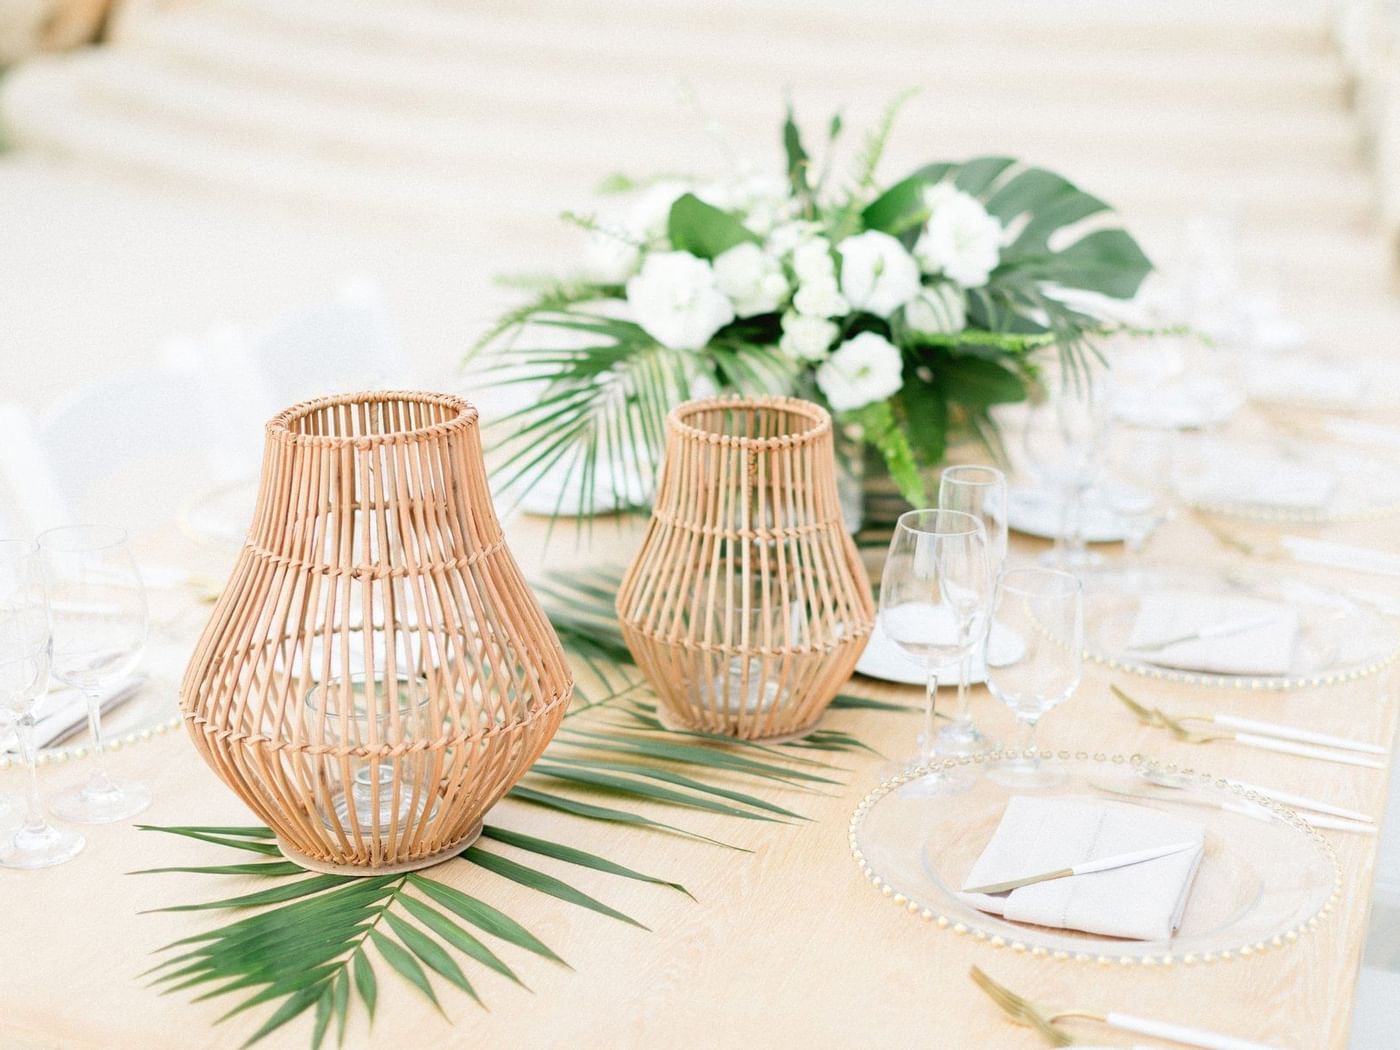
[0,540,85,868]
[985,567,1083,786]
[1102,424,1175,568]
[937,464,1006,752]
[879,509,994,782]
[39,525,151,823]
[1023,374,1111,570]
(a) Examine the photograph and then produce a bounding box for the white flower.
[778,311,838,362]
[836,231,921,318]
[792,276,849,319]
[914,183,1004,288]
[582,225,641,283]
[792,237,837,283]
[903,282,967,336]
[766,220,821,257]
[626,251,735,350]
[712,242,790,318]
[816,332,905,412]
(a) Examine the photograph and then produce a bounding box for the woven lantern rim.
[667,395,832,449]
[266,390,478,448]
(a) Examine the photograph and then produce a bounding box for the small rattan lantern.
[180,392,572,874]
[617,396,875,740]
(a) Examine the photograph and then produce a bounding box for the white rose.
[836,230,922,318]
[626,251,735,351]
[712,242,790,318]
[582,224,641,284]
[903,282,967,336]
[779,311,838,362]
[816,332,905,412]
[792,276,849,319]
[792,237,837,283]
[914,183,1004,288]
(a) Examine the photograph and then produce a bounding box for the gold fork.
[970,967,1284,1050]
[969,967,1074,1046]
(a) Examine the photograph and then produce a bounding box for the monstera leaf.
[863,156,1152,310]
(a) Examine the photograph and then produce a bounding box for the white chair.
[0,281,406,535]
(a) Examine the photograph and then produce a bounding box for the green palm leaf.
[138,566,913,1048]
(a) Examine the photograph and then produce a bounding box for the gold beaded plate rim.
[848,750,1342,967]
[1080,565,1400,691]
[0,698,181,772]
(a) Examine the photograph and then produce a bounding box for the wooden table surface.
[2,470,1396,1050]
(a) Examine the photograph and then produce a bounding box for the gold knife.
[963,840,1199,895]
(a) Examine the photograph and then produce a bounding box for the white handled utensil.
[1097,1011,1283,1050]
[1195,713,1385,755]
[1229,732,1385,769]
[962,841,1198,895]
[1130,614,1278,653]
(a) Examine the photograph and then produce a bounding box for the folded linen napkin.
[1186,452,1336,511]
[958,795,1205,941]
[1126,592,1299,676]
[0,676,146,753]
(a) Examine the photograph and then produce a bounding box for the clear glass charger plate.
[1082,563,1400,689]
[1175,435,1400,525]
[0,662,183,772]
[850,752,1340,966]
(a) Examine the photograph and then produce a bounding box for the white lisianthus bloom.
[816,332,905,412]
[712,242,791,318]
[627,180,692,240]
[903,282,967,336]
[626,251,735,351]
[766,220,822,258]
[836,231,922,318]
[792,276,849,319]
[792,237,838,283]
[914,183,1004,288]
[778,311,838,362]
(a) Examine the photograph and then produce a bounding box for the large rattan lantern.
[617,396,875,740]
[180,392,572,874]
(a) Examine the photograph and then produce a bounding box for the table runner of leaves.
[138,567,912,1048]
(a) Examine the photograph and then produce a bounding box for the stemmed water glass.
[1102,424,1175,569]
[936,465,1007,752]
[0,540,85,868]
[985,567,1083,786]
[878,510,994,782]
[1024,376,1111,570]
[39,525,152,823]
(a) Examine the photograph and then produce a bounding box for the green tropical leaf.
[382,912,478,1005]
[351,948,376,1021]
[464,848,646,929]
[398,896,523,987]
[783,101,811,200]
[406,875,566,966]
[370,930,443,1015]
[847,400,926,507]
[937,355,1027,409]
[666,193,759,260]
[479,825,692,899]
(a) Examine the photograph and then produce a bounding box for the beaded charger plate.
[0,674,181,772]
[849,752,1340,967]
[1081,563,1400,690]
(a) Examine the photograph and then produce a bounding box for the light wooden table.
[1,502,1396,1050]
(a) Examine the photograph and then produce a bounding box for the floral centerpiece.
[473,96,1151,517]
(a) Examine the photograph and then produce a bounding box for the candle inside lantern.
[304,673,438,835]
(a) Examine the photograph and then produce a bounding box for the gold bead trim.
[848,750,1341,967]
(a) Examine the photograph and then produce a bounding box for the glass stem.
[953,625,974,728]
[921,666,939,765]
[1067,484,1088,564]
[15,714,47,833]
[83,687,116,795]
[1019,717,1040,755]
